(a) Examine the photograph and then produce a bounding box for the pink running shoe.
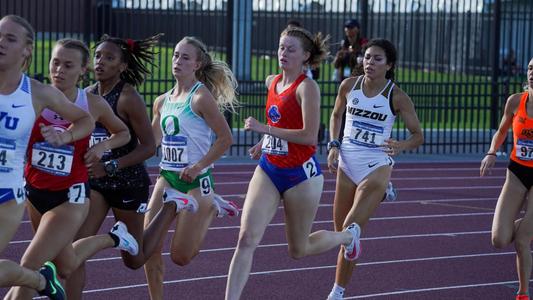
[213,194,240,218]
[343,223,362,261]
[163,188,199,213]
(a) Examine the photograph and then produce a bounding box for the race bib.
[160,135,189,170]
[516,139,533,161]
[0,137,16,173]
[349,121,385,148]
[31,142,74,176]
[90,128,111,155]
[303,157,319,179]
[199,175,212,196]
[68,183,86,204]
[261,134,288,156]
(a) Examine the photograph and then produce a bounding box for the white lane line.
[209,167,507,175]
[17,196,499,226]
[346,279,531,299]
[9,213,493,245]
[151,176,504,186]
[80,250,517,295]
[72,230,494,263]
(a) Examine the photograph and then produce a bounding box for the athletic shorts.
[508,159,533,190]
[0,187,25,205]
[338,150,394,185]
[160,169,215,197]
[26,182,90,215]
[91,185,149,213]
[259,155,322,194]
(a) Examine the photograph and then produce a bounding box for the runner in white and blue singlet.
[0,15,94,300]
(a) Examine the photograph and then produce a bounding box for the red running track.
[0,161,526,299]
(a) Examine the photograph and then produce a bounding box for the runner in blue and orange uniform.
[225,26,358,300]
[481,57,533,300]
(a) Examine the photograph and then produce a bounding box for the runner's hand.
[480,154,496,177]
[327,148,339,174]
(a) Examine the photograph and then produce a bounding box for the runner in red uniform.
[225,26,358,300]
[480,57,533,300]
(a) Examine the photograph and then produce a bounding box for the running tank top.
[159,82,213,172]
[263,73,315,168]
[88,81,150,189]
[25,88,90,190]
[0,74,35,189]
[510,92,533,167]
[342,76,396,153]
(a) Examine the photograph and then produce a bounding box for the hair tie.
[126,38,135,52]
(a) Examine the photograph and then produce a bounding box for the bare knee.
[236,230,261,251]
[491,234,512,249]
[170,251,197,266]
[122,256,145,270]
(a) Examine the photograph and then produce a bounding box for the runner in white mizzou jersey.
[326,38,423,300]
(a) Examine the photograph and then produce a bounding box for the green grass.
[27,40,527,130]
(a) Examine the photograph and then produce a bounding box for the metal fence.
[1,0,531,156]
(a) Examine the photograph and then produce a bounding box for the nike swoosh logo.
[11,104,25,108]
[122,199,135,203]
[368,162,378,168]
[373,105,384,108]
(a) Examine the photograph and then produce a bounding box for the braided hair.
[96,33,162,86]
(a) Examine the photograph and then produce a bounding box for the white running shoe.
[212,194,239,218]
[163,188,199,213]
[384,181,398,202]
[327,292,344,300]
[343,223,362,261]
[110,221,139,255]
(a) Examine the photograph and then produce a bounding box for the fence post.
[490,0,501,130]
[231,0,252,81]
[360,0,369,34]
[224,0,235,142]
[82,0,92,56]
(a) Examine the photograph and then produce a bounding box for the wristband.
[486,153,497,156]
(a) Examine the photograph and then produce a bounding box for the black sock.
[108,232,120,247]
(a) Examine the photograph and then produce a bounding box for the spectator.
[333,19,368,82]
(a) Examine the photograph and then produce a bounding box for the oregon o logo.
[161,115,180,135]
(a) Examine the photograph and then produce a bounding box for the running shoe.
[343,223,362,261]
[384,182,397,202]
[327,292,344,300]
[109,221,139,255]
[38,261,65,300]
[516,294,530,300]
[212,194,239,218]
[163,188,199,213]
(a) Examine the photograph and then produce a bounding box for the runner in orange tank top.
[225,26,359,300]
[480,57,533,300]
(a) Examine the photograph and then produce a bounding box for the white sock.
[331,283,345,296]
